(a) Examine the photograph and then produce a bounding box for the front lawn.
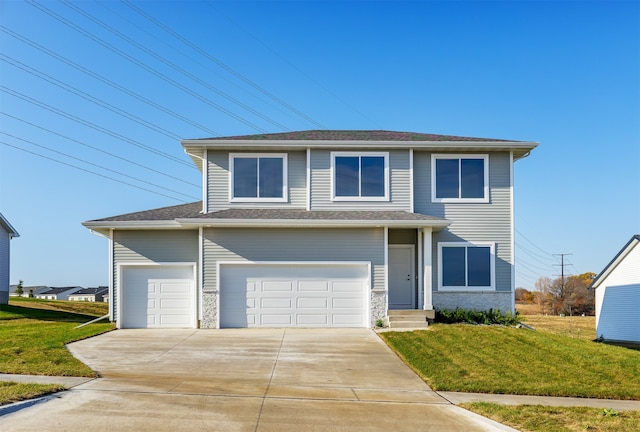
[462,403,640,432]
[0,298,113,376]
[380,324,640,399]
[0,382,64,406]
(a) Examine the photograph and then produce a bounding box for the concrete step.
[386,310,433,329]
[388,320,429,329]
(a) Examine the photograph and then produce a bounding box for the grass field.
[380,324,640,399]
[462,402,640,432]
[0,298,113,376]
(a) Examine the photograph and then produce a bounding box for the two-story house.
[83,130,537,329]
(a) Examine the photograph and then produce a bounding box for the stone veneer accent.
[433,291,514,313]
[370,290,387,326]
[201,291,217,328]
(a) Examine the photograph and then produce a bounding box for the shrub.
[435,308,520,326]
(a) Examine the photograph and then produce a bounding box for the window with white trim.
[431,154,489,203]
[331,152,389,200]
[438,242,495,290]
[230,153,287,202]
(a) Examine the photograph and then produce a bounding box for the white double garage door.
[120,263,369,328]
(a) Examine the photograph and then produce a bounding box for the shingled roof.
[84,201,449,229]
[194,130,515,142]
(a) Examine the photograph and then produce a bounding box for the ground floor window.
[438,242,495,290]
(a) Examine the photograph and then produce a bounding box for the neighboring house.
[83,130,537,329]
[68,286,109,302]
[9,285,50,297]
[36,286,83,301]
[590,235,640,344]
[0,212,20,305]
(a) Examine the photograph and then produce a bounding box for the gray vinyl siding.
[206,150,307,211]
[414,151,513,292]
[0,228,9,304]
[112,230,198,321]
[310,149,411,210]
[203,227,385,295]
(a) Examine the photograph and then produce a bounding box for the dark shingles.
[89,201,202,222]
[87,203,446,223]
[193,130,516,142]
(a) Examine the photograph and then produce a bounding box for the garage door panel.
[261,314,293,325]
[262,298,292,308]
[263,281,294,292]
[220,264,368,328]
[299,281,329,292]
[297,297,328,308]
[297,314,328,325]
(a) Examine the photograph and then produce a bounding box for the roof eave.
[175,218,451,230]
[590,235,640,289]
[82,220,184,230]
[181,139,538,155]
[0,213,20,238]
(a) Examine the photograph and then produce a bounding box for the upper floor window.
[229,153,287,202]
[438,242,495,290]
[331,152,389,201]
[431,154,489,203]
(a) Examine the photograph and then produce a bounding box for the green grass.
[462,402,640,432]
[380,324,640,399]
[0,298,113,376]
[0,382,64,406]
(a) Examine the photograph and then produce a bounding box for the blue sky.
[1,0,638,290]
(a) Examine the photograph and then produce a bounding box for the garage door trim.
[117,262,197,329]
[217,261,371,328]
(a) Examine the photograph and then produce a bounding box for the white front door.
[388,245,415,309]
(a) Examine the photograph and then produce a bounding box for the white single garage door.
[219,263,369,328]
[120,265,195,328]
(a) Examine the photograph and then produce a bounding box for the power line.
[95,0,306,128]
[0,86,195,169]
[0,112,199,188]
[0,54,182,141]
[122,0,327,130]
[61,0,291,132]
[515,228,551,256]
[1,141,191,203]
[515,241,555,268]
[0,25,220,137]
[205,0,378,128]
[25,0,269,133]
[1,132,199,200]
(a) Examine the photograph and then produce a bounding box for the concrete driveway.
[1,329,513,431]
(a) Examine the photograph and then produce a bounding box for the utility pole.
[553,253,573,314]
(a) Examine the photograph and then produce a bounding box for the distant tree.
[28,288,34,298]
[535,273,595,316]
[535,276,553,314]
[15,280,24,297]
[515,287,528,301]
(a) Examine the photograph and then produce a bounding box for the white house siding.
[595,243,640,343]
[0,227,9,304]
[112,230,198,322]
[309,149,412,211]
[202,227,385,328]
[414,151,514,312]
[206,150,307,212]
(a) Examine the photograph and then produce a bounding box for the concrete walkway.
[0,329,637,431]
[2,373,637,412]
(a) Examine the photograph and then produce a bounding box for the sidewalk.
[0,374,94,388]
[2,373,639,412]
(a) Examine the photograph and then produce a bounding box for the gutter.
[175,218,451,230]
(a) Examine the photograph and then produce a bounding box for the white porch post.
[422,228,433,310]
